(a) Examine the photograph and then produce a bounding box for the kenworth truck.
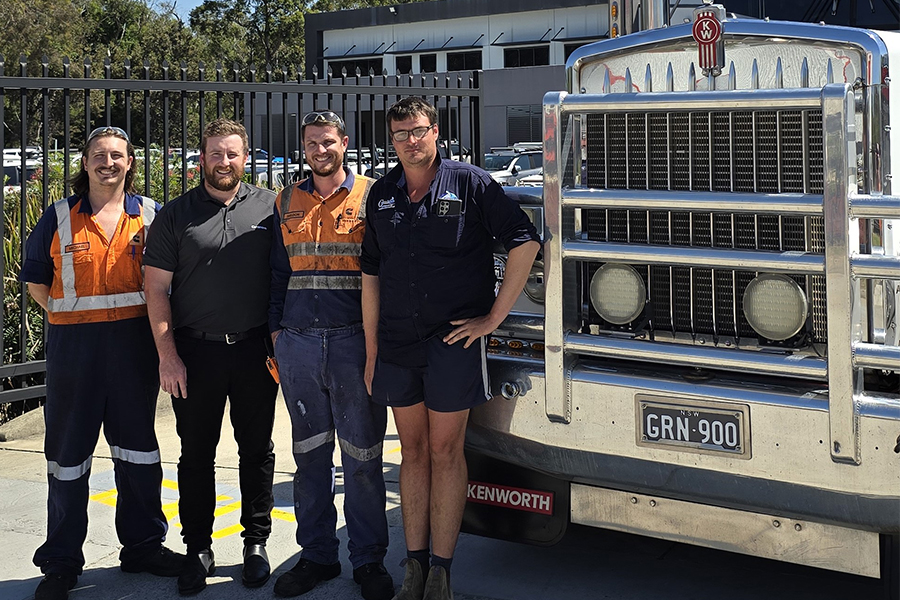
[462,1,900,596]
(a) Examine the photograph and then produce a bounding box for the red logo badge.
[691,4,726,76]
[693,11,721,70]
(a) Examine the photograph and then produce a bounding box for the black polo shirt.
[360,157,539,367]
[144,181,275,334]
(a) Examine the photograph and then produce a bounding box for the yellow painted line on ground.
[272,508,296,523]
[162,479,179,491]
[89,489,118,507]
[213,500,242,518]
[162,501,180,521]
[211,523,244,539]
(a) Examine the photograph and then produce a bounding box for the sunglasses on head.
[87,126,129,143]
[301,111,345,129]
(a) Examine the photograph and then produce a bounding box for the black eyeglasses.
[389,124,434,143]
[302,111,345,129]
[87,126,129,143]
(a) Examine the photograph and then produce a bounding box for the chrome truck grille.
[583,109,827,344]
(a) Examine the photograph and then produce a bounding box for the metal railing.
[0,55,484,412]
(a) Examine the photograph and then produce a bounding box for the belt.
[175,325,267,345]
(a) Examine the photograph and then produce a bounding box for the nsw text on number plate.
[635,395,751,459]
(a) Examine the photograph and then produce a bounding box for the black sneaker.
[121,546,186,577]
[34,573,77,600]
[353,563,394,600]
[273,558,341,597]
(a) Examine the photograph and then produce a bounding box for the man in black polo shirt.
[144,118,278,596]
[360,97,540,600]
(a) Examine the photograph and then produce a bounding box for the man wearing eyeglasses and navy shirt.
[360,97,540,600]
[20,126,185,600]
[269,110,393,600]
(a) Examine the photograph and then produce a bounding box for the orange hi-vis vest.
[278,174,374,291]
[47,196,156,325]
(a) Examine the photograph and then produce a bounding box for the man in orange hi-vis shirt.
[20,126,184,600]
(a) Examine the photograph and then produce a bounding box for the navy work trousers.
[275,324,389,569]
[171,334,277,552]
[33,317,167,576]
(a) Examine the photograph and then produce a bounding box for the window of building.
[396,55,412,75]
[503,45,550,68]
[506,105,542,144]
[420,53,437,73]
[447,50,482,72]
[564,42,587,61]
[328,57,384,77]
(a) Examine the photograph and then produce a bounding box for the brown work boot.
[391,559,425,600]
[422,565,453,600]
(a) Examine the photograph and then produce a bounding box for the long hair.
[70,129,136,196]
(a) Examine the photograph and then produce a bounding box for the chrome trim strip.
[563,241,824,274]
[563,189,824,215]
[822,84,861,465]
[849,194,900,220]
[564,332,828,380]
[853,342,900,372]
[559,89,823,114]
[850,254,900,280]
[543,91,570,424]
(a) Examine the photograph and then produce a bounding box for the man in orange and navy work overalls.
[20,126,184,600]
[269,111,393,600]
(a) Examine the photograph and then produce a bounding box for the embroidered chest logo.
[436,191,462,217]
[377,197,395,211]
[64,242,90,253]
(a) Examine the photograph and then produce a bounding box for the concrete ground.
[0,391,885,600]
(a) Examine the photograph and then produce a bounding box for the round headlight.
[523,261,545,304]
[742,274,808,341]
[590,264,646,325]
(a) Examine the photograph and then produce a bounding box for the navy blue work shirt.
[360,157,539,367]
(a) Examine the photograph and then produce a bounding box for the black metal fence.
[0,55,484,416]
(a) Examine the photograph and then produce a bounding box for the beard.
[309,154,342,178]
[203,163,243,192]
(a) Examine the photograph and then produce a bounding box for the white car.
[486,151,543,185]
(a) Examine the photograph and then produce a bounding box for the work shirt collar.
[392,154,444,202]
[297,165,356,197]
[78,192,143,216]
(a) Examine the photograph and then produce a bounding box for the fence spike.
[124,58,131,69]
[19,54,26,66]
[84,56,92,67]
[143,58,150,69]
[383,68,388,77]
[41,55,49,66]
[104,56,111,67]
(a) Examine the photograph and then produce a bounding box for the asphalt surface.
[0,392,886,600]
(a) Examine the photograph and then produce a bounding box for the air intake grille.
[584,110,826,344]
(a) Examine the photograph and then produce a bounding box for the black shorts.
[371,336,490,413]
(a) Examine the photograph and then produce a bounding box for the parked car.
[255,163,309,190]
[438,139,471,163]
[485,150,542,185]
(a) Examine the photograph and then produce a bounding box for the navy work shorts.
[371,335,490,413]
